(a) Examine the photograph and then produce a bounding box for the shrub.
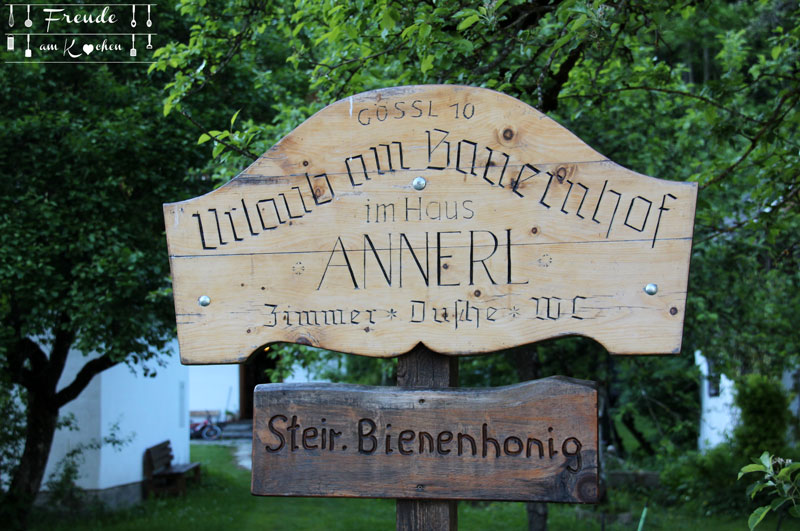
[659,375,795,517]
[42,422,135,517]
[733,374,792,458]
[659,442,749,515]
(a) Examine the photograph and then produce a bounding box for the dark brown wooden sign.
[252,377,598,503]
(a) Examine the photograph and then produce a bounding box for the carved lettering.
[262,412,585,471]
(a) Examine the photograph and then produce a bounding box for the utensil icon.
[25,34,31,57]
[130,34,136,57]
[8,5,14,27]
[146,5,152,27]
[131,5,136,28]
[146,34,152,49]
[25,5,32,27]
[7,35,14,51]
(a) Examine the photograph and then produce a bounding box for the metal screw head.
[644,283,658,296]
[412,177,427,190]
[198,295,211,307]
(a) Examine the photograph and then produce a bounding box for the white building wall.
[783,368,800,447]
[97,340,188,489]
[45,350,103,489]
[44,340,188,492]
[187,364,239,420]
[695,350,738,451]
[783,369,799,417]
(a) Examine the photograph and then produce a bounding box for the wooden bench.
[142,440,201,498]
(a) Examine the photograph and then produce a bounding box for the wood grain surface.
[164,85,697,363]
[251,377,598,503]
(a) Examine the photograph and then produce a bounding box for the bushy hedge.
[659,374,795,516]
[660,443,749,515]
[733,374,792,458]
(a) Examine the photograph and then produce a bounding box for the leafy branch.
[313,43,402,74]
[695,182,800,245]
[178,109,259,161]
[739,452,800,529]
[559,85,763,125]
[701,89,799,190]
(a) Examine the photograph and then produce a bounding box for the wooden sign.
[164,85,697,363]
[251,377,597,503]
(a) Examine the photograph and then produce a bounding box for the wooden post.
[396,345,458,531]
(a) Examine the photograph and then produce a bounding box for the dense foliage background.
[1,0,798,527]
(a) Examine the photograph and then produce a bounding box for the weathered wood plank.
[397,344,458,388]
[165,85,697,363]
[396,499,457,531]
[251,378,598,503]
[396,346,457,531]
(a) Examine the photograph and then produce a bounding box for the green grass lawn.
[29,443,760,530]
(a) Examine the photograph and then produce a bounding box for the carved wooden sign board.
[164,85,696,506]
[252,378,598,503]
[164,85,696,362]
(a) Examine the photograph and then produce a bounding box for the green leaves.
[418,22,431,40]
[760,451,773,469]
[739,463,767,480]
[230,109,241,129]
[380,8,396,31]
[457,14,480,31]
[739,452,800,529]
[778,463,800,481]
[420,54,434,74]
[748,506,770,530]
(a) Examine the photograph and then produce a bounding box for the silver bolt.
[644,283,658,296]
[198,295,211,307]
[412,177,427,190]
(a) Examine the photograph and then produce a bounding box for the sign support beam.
[396,345,458,531]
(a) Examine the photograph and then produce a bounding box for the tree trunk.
[3,331,113,530]
[3,388,60,530]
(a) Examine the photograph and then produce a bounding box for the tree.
[0,10,215,527]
